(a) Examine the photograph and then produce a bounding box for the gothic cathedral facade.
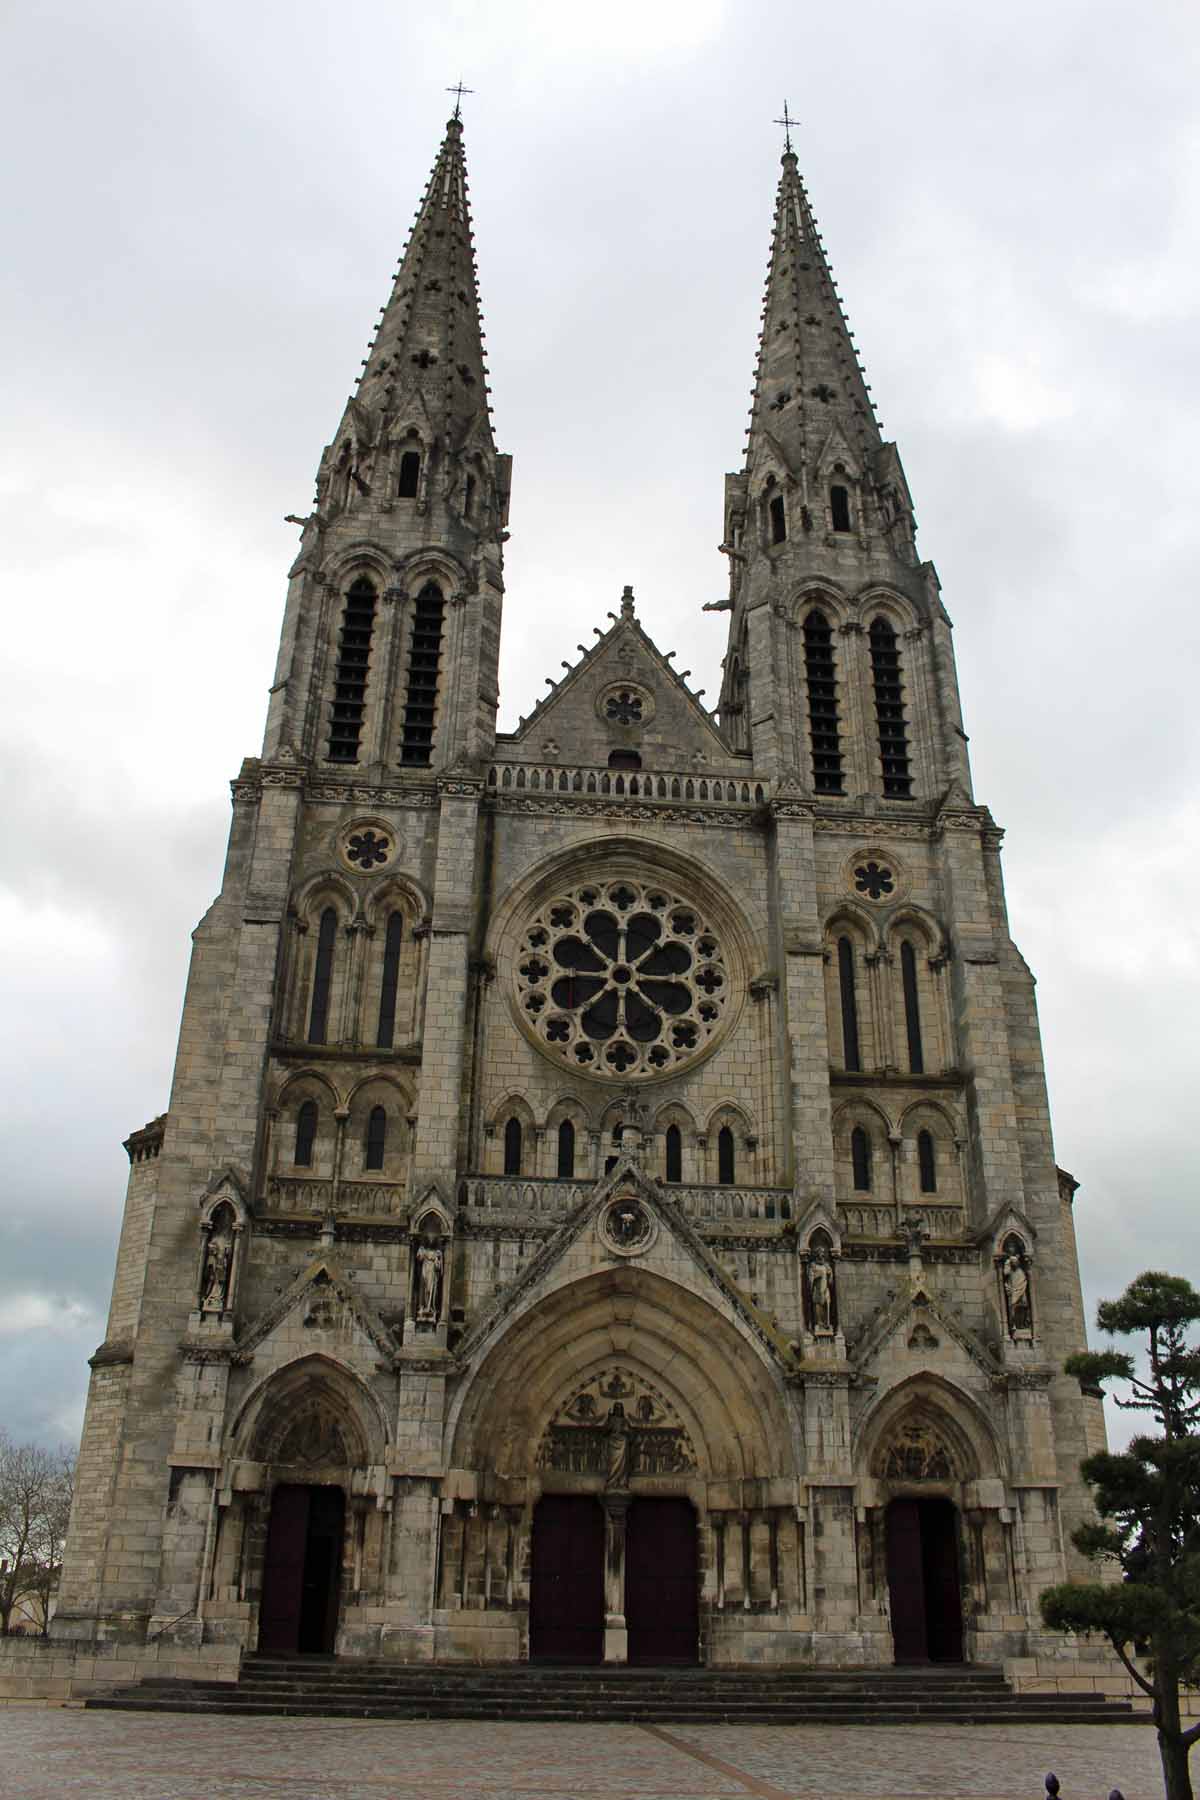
[56,116,1105,1669]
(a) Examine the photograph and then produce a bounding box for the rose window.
[516,880,729,1078]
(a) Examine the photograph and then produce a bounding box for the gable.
[497,605,738,774]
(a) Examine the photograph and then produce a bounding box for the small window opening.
[717,1125,736,1184]
[918,1129,937,1194]
[327,577,377,762]
[503,1117,523,1177]
[295,1100,318,1168]
[851,1125,872,1191]
[803,608,843,795]
[837,935,861,1072]
[769,493,787,544]
[308,907,337,1045]
[665,1123,682,1184]
[830,484,852,532]
[901,940,925,1074]
[400,582,445,766]
[463,472,476,520]
[376,912,404,1049]
[365,1105,387,1171]
[557,1119,575,1179]
[869,617,912,797]
[608,749,642,771]
[398,450,420,498]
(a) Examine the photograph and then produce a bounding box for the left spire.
[347,113,492,461]
[314,111,501,522]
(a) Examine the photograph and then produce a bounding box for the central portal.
[626,1497,699,1664]
[258,1483,345,1654]
[885,1496,964,1663]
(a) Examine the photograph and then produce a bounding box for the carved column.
[602,1496,629,1663]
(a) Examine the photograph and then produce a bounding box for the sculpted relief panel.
[538,1368,697,1483]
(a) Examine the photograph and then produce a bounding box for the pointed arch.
[855,1374,1006,1488]
[232,1352,390,1468]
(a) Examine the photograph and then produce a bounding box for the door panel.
[920,1498,964,1663]
[299,1485,345,1654]
[259,1484,310,1653]
[529,1495,604,1663]
[626,1498,699,1665]
[885,1497,928,1663]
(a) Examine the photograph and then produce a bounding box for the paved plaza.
[0,1709,1162,1800]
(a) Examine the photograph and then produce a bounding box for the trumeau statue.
[809,1251,835,1335]
[1002,1250,1032,1336]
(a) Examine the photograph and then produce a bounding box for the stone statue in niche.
[415,1237,444,1324]
[808,1250,836,1335]
[200,1228,233,1314]
[1002,1242,1032,1336]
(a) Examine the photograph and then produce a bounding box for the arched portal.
[448,1266,793,1665]
[860,1378,998,1667]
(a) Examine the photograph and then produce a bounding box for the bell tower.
[264,111,511,777]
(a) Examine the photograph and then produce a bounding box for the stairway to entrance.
[88,1657,1138,1725]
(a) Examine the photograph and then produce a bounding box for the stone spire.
[313,111,506,526]
[350,112,494,458]
[744,144,880,483]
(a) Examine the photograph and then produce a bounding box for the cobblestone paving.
[0,1709,1162,1800]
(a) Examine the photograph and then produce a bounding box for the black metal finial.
[774,101,797,154]
[446,81,474,121]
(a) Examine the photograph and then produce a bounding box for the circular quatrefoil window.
[516,879,730,1079]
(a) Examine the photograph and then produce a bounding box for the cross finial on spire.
[774,100,797,155]
[446,81,474,121]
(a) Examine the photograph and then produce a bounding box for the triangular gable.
[853,1287,1004,1385]
[500,603,734,767]
[813,420,860,480]
[747,428,799,485]
[238,1257,400,1367]
[454,1155,796,1376]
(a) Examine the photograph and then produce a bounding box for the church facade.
[55,115,1106,1670]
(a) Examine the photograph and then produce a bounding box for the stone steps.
[87,1657,1138,1725]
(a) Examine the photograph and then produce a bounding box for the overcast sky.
[2,0,1198,1450]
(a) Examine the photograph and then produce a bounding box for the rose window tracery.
[515,879,730,1079]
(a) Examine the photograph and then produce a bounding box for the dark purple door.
[258,1484,344,1655]
[259,1484,309,1652]
[529,1495,604,1663]
[626,1498,699,1665]
[886,1496,963,1663]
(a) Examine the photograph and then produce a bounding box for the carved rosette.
[598,1195,656,1258]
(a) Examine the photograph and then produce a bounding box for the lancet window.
[399,582,445,766]
[918,1128,937,1193]
[665,1123,682,1184]
[851,1125,872,1191]
[295,1100,318,1168]
[868,618,912,797]
[802,608,843,794]
[397,450,420,498]
[557,1119,575,1178]
[901,940,924,1074]
[376,912,404,1048]
[308,908,338,1045]
[837,936,861,1071]
[503,1117,523,1177]
[365,1105,387,1172]
[830,483,852,532]
[717,1125,736,1184]
[327,577,377,762]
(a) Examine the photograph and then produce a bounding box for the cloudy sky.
[2,0,1198,1449]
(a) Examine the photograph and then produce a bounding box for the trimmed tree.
[1040,1271,1200,1800]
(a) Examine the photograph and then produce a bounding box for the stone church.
[54,113,1106,1671]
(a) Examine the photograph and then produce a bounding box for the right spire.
[745,140,881,480]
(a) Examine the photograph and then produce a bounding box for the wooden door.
[259,1484,310,1652]
[298,1485,344,1654]
[529,1495,604,1663]
[626,1498,699,1665]
[885,1497,928,1663]
[920,1498,964,1663]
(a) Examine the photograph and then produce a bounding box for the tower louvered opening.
[868,617,912,797]
[802,609,843,794]
[327,577,377,762]
[400,582,445,766]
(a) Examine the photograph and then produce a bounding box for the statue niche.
[999,1234,1033,1339]
[802,1230,838,1336]
[411,1211,448,1328]
[199,1201,238,1316]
